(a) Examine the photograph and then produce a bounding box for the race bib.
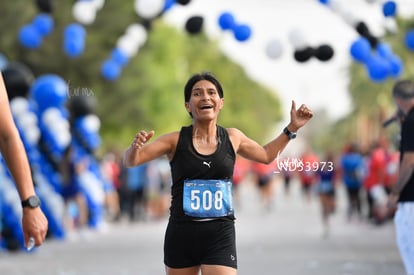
[183,179,234,218]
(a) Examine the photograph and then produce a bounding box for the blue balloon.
[38,196,65,239]
[63,23,86,57]
[85,134,101,150]
[319,0,330,5]
[404,29,414,51]
[111,48,129,67]
[18,25,42,49]
[218,12,235,30]
[101,60,121,81]
[376,42,393,58]
[32,13,54,36]
[30,74,68,111]
[388,55,403,78]
[365,54,390,83]
[164,0,176,11]
[382,1,397,17]
[64,23,86,39]
[74,116,101,150]
[233,24,252,42]
[350,37,371,63]
[63,38,85,58]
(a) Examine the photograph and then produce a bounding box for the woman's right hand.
[132,130,155,149]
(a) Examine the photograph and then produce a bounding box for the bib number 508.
[190,190,223,211]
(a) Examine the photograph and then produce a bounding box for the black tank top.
[169,125,236,221]
[399,107,414,202]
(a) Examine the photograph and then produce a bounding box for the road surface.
[0,178,405,275]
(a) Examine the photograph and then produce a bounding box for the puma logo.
[203,161,212,168]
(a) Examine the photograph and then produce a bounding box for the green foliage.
[0,1,282,150]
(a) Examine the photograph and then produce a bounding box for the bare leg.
[201,264,237,275]
[165,265,200,275]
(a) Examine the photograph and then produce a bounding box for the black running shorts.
[164,219,237,269]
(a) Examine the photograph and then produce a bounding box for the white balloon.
[126,23,148,47]
[24,126,40,145]
[92,0,105,10]
[265,39,284,59]
[18,112,38,130]
[384,17,398,34]
[42,107,62,127]
[341,9,358,27]
[10,97,29,117]
[134,0,164,19]
[78,170,105,203]
[288,28,308,50]
[73,1,97,25]
[55,131,71,148]
[117,35,140,57]
[329,0,345,15]
[51,119,70,133]
[83,114,101,132]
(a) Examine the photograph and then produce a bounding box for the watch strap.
[283,126,297,140]
[21,195,41,208]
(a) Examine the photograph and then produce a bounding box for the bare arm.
[0,76,35,199]
[0,72,48,247]
[230,100,313,164]
[123,130,179,167]
[387,151,414,210]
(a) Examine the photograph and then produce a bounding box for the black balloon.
[355,21,378,48]
[36,0,54,13]
[355,21,370,38]
[315,44,334,61]
[185,16,204,35]
[177,0,191,5]
[67,94,97,119]
[366,34,379,49]
[2,62,35,99]
[141,19,153,31]
[294,47,314,63]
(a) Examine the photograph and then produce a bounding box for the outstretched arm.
[123,130,178,167]
[231,100,313,164]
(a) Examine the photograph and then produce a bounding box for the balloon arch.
[15,0,408,83]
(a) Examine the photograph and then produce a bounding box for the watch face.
[290,133,297,139]
[25,196,40,208]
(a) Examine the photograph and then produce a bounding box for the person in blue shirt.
[340,142,365,221]
[125,163,148,222]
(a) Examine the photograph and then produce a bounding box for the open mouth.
[200,105,213,110]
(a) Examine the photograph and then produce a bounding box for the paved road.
[0,178,406,275]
